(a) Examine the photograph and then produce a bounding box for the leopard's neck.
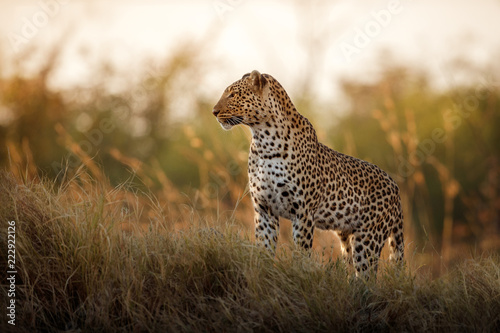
[249,101,317,160]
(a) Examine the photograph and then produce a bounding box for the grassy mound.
[0,170,499,332]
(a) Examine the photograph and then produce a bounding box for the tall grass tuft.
[1,170,499,332]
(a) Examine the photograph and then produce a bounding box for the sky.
[1,0,500,104]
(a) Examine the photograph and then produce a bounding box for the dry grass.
[0,170,499,332]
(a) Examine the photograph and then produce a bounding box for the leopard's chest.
[248,153,300,219]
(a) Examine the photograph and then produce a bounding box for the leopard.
[212,70,404,277]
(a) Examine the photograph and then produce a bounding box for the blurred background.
[1,0,499,273]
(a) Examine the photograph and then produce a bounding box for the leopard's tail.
[388,198,404,263]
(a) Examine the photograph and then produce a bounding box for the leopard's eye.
[227,92,234,99]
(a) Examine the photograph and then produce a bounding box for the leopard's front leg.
[291,212,315,251]
[254,205,279,255]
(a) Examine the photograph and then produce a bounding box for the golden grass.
[1,170,499,332]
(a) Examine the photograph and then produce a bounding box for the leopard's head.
[212,70,271,130]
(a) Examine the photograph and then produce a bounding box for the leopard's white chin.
[219,121,234,131]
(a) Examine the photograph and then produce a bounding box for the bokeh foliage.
[1,46,499,269]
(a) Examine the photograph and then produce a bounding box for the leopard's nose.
[212,109,220,117]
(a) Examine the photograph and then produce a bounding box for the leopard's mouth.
[217,115,244,130]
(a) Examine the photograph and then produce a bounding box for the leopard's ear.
[249,70,267,92]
